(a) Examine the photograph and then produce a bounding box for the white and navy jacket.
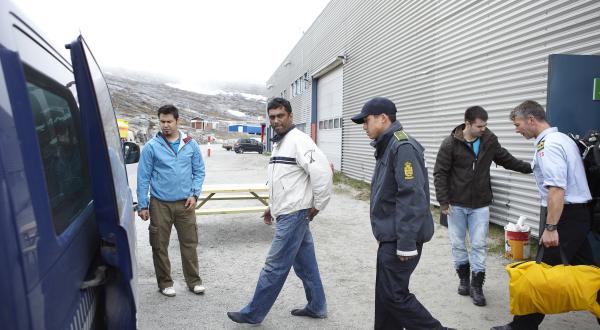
[268,127,333,218]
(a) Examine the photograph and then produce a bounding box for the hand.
[263,207,273,225]
[185,196,197,210]
[441,204,451,215]
[398,255,416,262]
[308,208,320,221]
[138,209,150,221]
[541,229,559,248]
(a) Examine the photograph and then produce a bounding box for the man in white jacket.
[227,97,333,324]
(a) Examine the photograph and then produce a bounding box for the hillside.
[106,72,267,142]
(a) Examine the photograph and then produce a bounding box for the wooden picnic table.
[195,183,269,215]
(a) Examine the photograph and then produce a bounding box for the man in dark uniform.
[352,97,455,330]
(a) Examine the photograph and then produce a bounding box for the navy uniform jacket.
[370,121,434,255]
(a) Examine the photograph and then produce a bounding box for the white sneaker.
[160,287,176,297]
[191,284,205,294]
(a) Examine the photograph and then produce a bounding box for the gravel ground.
[127,144,597,330]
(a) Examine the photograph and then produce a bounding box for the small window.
[334,118,340,128]
[24,66,92,235]
[328,119,334,129]
[303,73,309,90]
[324,120,329,129]
[319,121,324,129]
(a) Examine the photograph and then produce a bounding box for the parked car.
[234,138,264,154]
[0,1,139,328]
[222,139,236,151]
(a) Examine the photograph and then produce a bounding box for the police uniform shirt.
[532,127,591,207]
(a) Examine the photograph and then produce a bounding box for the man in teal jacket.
[137,104,205,297]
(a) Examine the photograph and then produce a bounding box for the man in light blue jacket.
[137,104,205,297]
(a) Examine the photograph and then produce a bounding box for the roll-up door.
[316,65,343,170]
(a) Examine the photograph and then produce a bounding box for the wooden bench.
[195,184,269,215]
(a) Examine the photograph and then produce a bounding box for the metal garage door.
[316,65,343,170]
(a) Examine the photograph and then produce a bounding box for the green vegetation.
[487,223,506,255]
[332,171,371,200]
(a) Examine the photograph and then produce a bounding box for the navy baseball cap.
[351,97,397,124]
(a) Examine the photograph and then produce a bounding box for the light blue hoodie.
[136,131,205,209]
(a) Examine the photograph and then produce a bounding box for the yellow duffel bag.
[507,246,600,317]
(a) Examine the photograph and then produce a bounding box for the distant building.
[217,121,230,131]
[191,117,218,131]
[228,124,262,135]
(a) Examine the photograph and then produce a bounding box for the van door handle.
[80,265,107,289]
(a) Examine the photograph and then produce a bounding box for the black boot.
[470,271,486,306]
[456,263,470,296]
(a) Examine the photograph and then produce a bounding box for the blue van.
[0,1,139,328]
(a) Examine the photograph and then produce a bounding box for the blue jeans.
[239,209,327,323]
[447,205,489,273]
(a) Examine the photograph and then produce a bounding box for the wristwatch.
[544,223,558,231]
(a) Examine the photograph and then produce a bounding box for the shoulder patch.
[183,136,193,144]
[394,130,408,141]
[536,140,544,151]
[403,161,414,180]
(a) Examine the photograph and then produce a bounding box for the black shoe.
[456,263,470,296]
[470,271,487,306]
[490,324,512,330]
[226,312,259,324]
[290,308,327,319]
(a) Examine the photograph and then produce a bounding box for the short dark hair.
[385,113,396,123]
[267,97,292,113]
[464,106,488,123]
[158,104,179,120]
[510,100,547,122]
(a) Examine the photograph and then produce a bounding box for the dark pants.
[375,242,443,330]
[511,204,595,330]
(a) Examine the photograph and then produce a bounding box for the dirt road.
[128,144,597,329]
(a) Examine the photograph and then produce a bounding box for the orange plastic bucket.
[505,229,530,260]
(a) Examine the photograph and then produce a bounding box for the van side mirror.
[123,142,140,164]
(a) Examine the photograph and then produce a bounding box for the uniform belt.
[563,202,590,209]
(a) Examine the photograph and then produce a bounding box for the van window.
[24,66,92,235]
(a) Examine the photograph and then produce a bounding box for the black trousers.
[511,204,595,330]
[375,242,443,330]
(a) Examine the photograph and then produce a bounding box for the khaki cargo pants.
[149,197,202,289]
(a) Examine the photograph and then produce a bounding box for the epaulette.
[394,130,408,141]
[183,136,193,143]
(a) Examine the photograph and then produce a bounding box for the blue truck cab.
[0,1,139,328]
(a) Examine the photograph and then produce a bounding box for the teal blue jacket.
[136,131,205,209]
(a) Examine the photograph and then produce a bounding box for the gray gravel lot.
[128,144,597,330]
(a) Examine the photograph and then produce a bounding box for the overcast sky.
[15,0,330,86]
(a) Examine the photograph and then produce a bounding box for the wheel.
[258,149,263,154]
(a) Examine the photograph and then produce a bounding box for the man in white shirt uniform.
[492,100,596,330]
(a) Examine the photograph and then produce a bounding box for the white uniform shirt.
[532,127,591,207]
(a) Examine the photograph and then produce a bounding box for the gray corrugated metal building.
[266,0,600,236]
